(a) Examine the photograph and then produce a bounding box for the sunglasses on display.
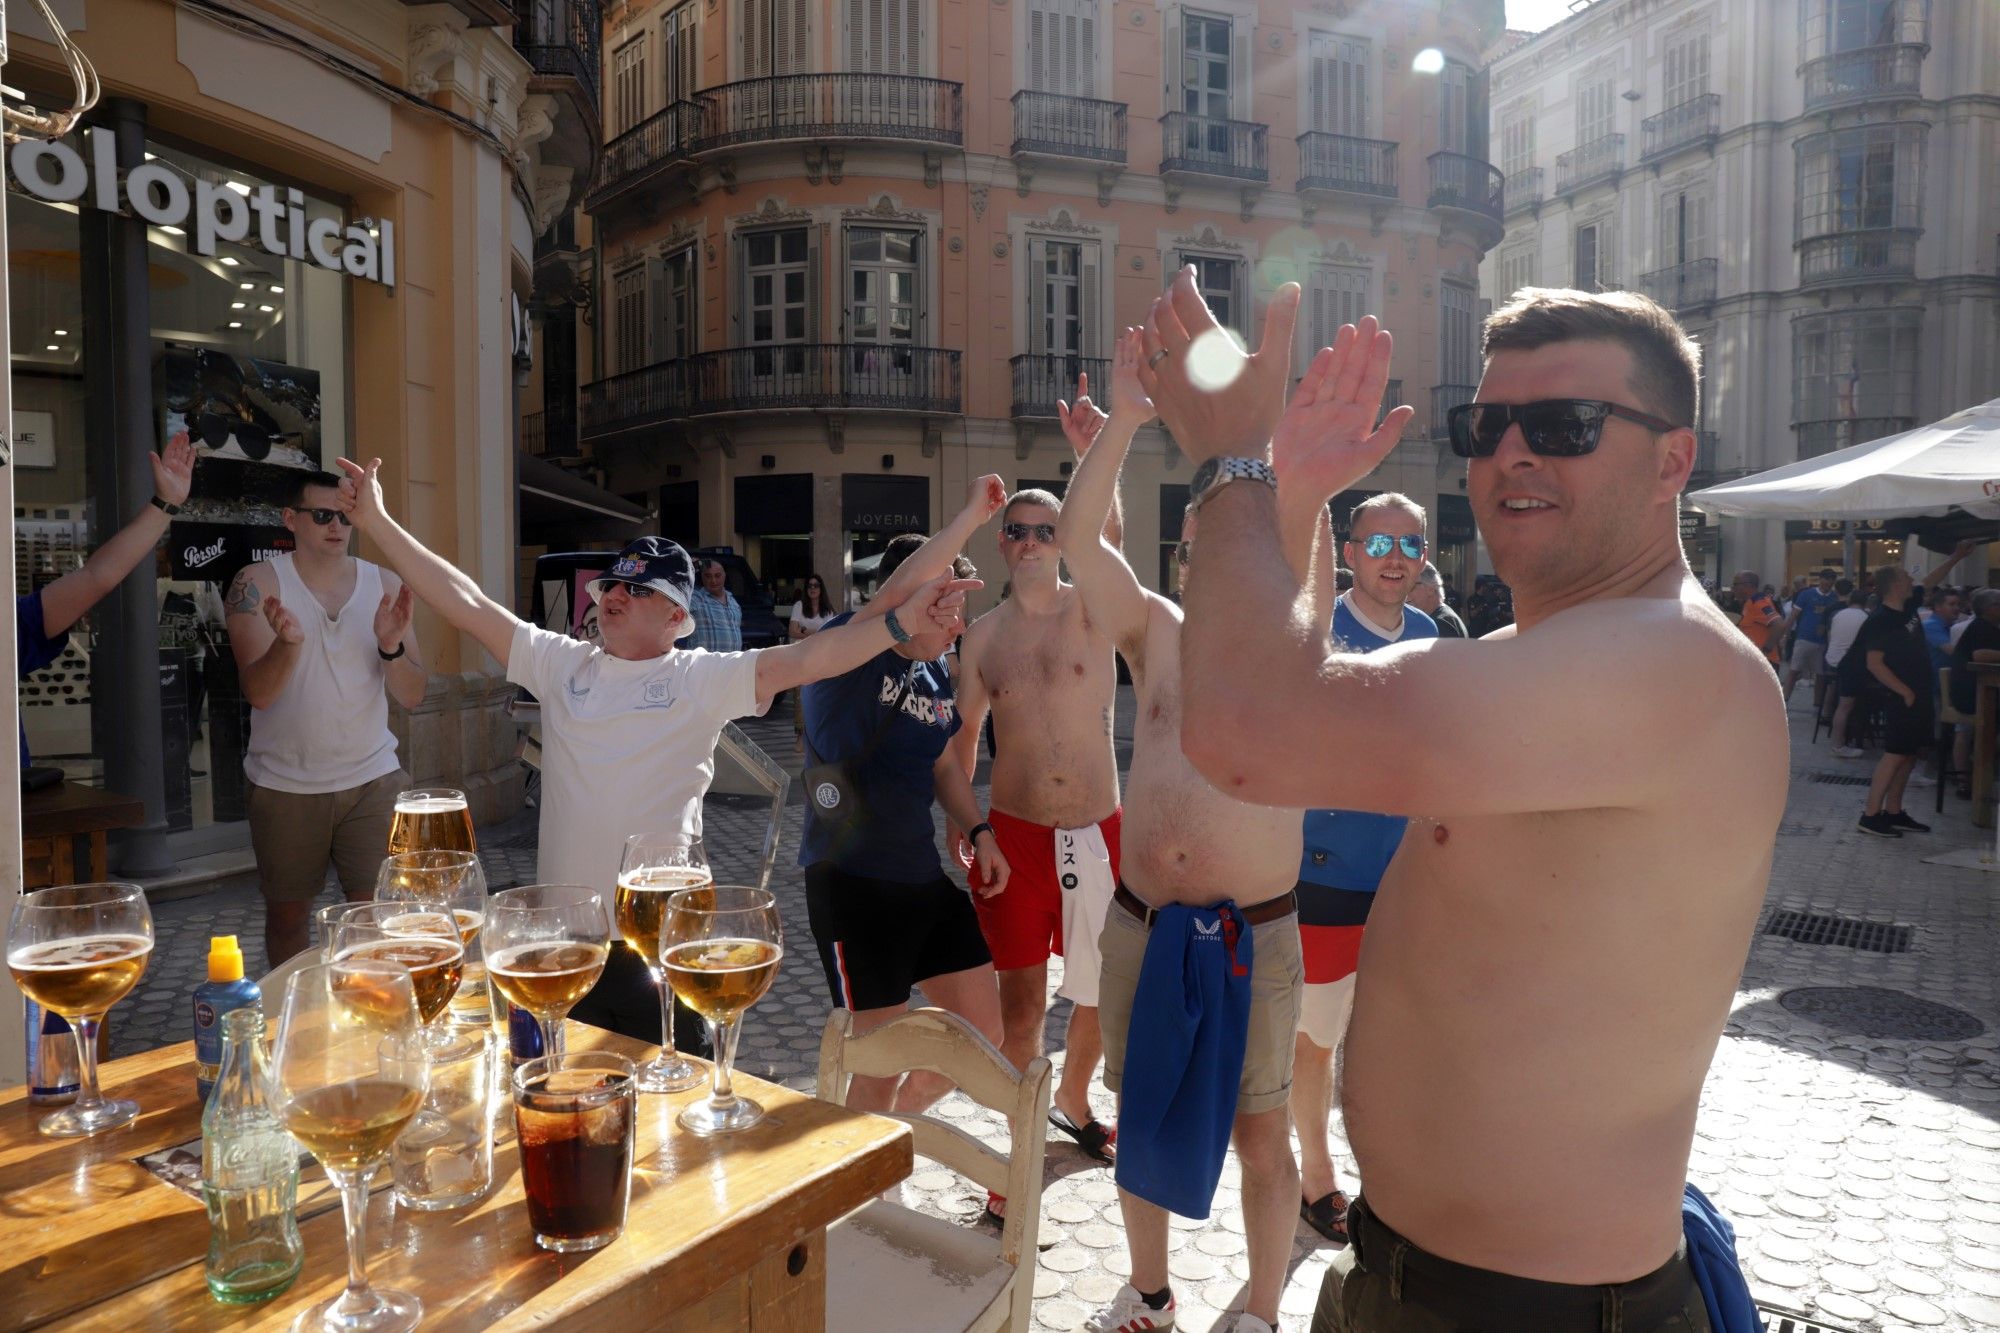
[195,411,274,461]
[1358,533,1426,560]
[289,508,352,527]
[1445,399,1681,459]
[1002,522,1058,544]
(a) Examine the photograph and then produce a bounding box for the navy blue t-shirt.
[17,591,68,767]
[798,613,962,883]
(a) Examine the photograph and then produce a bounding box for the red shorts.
[969,807,1122,972]
[1299,923,1364,985]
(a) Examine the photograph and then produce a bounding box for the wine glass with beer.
[273,960,429,1333]
[6,882,155,1137]
[482,885,608,1061]
[662,884,782,1135]
[331,904,465,1046]
[615,834,709,1093]
[388,787,476,856]
[376,850,489,1025]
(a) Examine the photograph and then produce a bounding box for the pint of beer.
[389,788,477,856]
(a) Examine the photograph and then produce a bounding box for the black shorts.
[1882,694,1935,757]
[1835,651,1868,699]
[805,862,992,1012]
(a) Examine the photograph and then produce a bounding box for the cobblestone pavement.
[113,696,2000,1332]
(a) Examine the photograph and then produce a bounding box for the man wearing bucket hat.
[334,457,979,1040]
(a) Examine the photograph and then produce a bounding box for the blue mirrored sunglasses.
[1359,533,1425,560]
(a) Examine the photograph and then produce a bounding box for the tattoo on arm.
[226,572,261,616]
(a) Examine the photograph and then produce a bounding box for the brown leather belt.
[1113,883,1298,931]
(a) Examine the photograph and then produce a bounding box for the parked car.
[692,546,785,649]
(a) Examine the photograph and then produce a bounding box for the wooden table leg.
[50,836,74,885]
[87,831,108,880]
[1975,680,1996,831]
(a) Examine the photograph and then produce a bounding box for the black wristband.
[377,641,406,661]
[149,496,182,517]
[968,822,995,845]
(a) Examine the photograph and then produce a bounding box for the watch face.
[1190,458,1221,495]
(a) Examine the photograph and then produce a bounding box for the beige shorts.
[247,769,410,903]
[1097,895,1305,1116]
[1299,972,1358,1051]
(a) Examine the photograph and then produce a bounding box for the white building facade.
[1480,0,2000,586]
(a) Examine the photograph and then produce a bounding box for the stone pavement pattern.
[116,697,2000,1332]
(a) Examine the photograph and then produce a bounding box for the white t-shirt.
[1825,605,1868,667]
[507,622,765,891]
[790,603,836,636]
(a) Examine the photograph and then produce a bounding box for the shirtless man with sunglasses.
[1145,275,1785,1331]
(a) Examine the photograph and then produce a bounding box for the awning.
[517,450,649,546]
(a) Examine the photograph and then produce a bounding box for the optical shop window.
[10,133,351,837]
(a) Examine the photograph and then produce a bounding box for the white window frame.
[1662,30,1710,109]
[1576,75,1615,147]
[1304,31,1371,137]
[1500,111,1535,179]
[1025,0,1101,98]
[1180,250,1245,338]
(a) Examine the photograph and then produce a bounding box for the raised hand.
[1137,266,1301,463]
[964,473,1008,522]
[1056,369,1109,457]
[1272,317,1415,509]
[263,595,304,645]
[333,456,389,532]
[374,583,414,654]
[1108,327,1157,425]
[151,437,196,507]
[901,573,983,635]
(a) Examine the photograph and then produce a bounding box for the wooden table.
[19,784,145,889]
[0,1027,911,1330]
[1971,663,2000,829]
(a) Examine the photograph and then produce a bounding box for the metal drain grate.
[1761,910,1912,952]
[1779,986,1987,1040]
[1808,771,1873,786]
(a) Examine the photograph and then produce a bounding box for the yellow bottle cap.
[207,935,245,983]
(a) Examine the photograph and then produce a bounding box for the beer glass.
[511,1051,636,1252]
[331,904,465,1036]
[387,787,476,856]
[662,885,781,1135]
[482,885,608,1061]
[615,834,709,1093]
[314,902,374,960]
[274,961,428,1333]
[6,882,155,1137]
[375,850,489,1026]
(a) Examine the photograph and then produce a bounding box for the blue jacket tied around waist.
[1113,901,1253,1220]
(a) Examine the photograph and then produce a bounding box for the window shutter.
[647,257,669,364]
[1077,2,1097,99]
[1028,6,1046,92]
[1079,244,1100,358]
[1027,237,1048,355]
[1230,23,1251,121]
[733,237,747,342]
[1163,8,1182,103]
[777,0,807,74]
[805,226,821,343]
[1230,261,1246,340]
[742,0,766,77]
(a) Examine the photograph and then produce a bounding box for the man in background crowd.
[688,558,743,652]
[1411,562,1467,638]
[1781,568,1839,710]
[1732,572,1782,670]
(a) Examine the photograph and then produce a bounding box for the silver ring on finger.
[1148,350,1169,369]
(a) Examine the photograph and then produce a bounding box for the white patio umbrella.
[1688,398,2000,521]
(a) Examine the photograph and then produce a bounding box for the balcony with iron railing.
[582,345,962,439]
[1426,153,1504,245]
[523,403,581,461]
[1430,384,1477,443]
[1641,94,1721,162]
[1555,133,1624,197]
[1504,166,1542,214]
[1295,133,1398,201]
[1010,354,1111,419]
[1639,257,1718,310]
[1801,44,1927,111]
[1798,227,1921,286]
[697,74,963,153]
[512,0,601,116]
[589,100,703,208]
[1011,91,1127,165]
[1159,112,1269,184]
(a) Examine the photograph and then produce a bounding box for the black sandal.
[1048,1109,1117,1164]
[974,1193,1058,1250]
[1300,1190,1351,1245]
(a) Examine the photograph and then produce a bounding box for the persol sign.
[7,129,396,287]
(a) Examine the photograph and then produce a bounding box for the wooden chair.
[816,1007,1052,1333]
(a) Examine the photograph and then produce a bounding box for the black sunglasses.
[288,507,352,527]
[1446,399,1681,459]
[1001,522,1057,544]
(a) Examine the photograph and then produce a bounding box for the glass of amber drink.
[274,961,428,1332]
[662,884,781,1135]
[6,882,155,1137]
[376,850,489,1026]
[332,904,465,1048]
[482,885,609,1061]
[616,834,710,1093]
[387,788,476,856]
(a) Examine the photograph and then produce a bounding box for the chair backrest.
[255,948,320,1021]
[818,1007,1053,1267]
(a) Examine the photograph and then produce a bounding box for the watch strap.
[1192,457,1277,512]
[968,821,995,845]
[377,641,407,662]
[149,496,183,517]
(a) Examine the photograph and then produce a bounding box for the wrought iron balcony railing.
[1639,258,1718,310]
[1802,44,1927,111]
[1295,133,1398,200]
[1011,91,1127,165]
[523,403,580,460]
[582,345,963,438]
[1641,94,1721,162]
[512,0,601,111]
[1010,354,1111,419]
[591,100,703,204]
[697,74,963,153]
[1555,133,1624,196]
[1798,227,1921,285]
[1504,166,1542,213]
[1430,384,1477,443]
[1426,152,1504,224]
[1159,112,1269,183]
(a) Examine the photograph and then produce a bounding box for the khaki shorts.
[247,769,410,903]
[1299,972,1358,1051]
[1098,895,1305,1116]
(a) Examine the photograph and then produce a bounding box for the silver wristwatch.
[1188,456,1277,513]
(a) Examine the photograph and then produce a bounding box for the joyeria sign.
[7,130,396,287]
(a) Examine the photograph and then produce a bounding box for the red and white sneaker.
[1080,1284,1175,1332]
